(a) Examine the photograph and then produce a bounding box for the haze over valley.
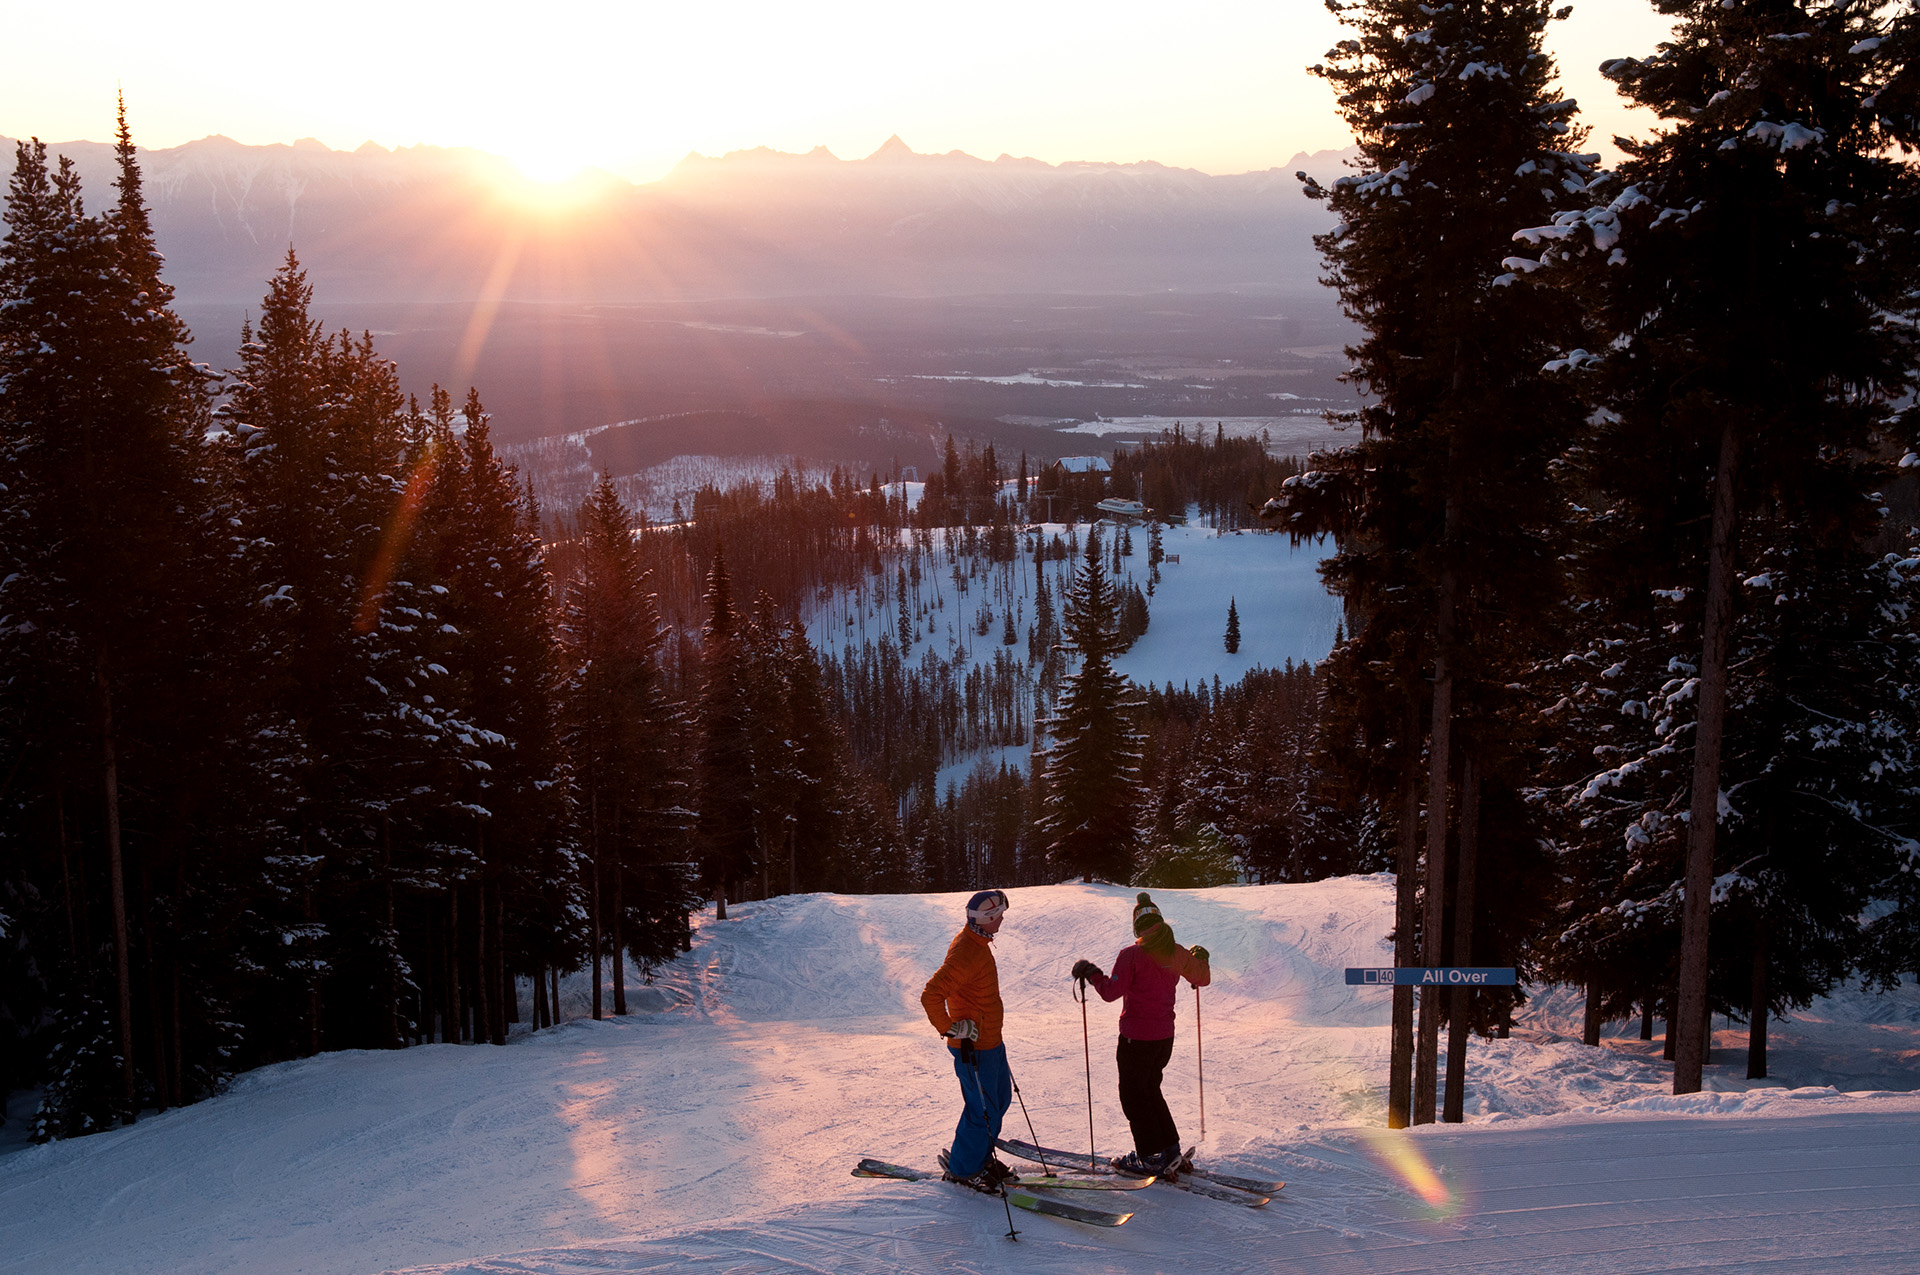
[2,130,1361,469]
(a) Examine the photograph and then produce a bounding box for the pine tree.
[1036,526,1143,881]
[1224,598,1241,654]
[694,544,759,918]
[1,119,212,1125]
[1512,0,1920,1093]
[1288,0,1591,1125]
[219,250,437,1059]
[428,391,571,1040]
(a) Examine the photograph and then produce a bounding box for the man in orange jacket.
[920,888,1015,1191]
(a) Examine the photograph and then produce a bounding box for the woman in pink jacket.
[1072,892,1210,1176]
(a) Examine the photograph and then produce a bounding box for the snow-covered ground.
[807,521,1340,692]
[4,880,1917,1274]
[1056,415,1350,460]
[1113,525,1339,688]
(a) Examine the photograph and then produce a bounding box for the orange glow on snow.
[1360,1127,1455,1213]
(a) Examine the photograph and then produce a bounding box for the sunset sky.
[9,0,1675,182]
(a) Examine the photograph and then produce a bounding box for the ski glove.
[946,1018,979,1042]
[1188,945,1210,963]
[1071,959,1102,982]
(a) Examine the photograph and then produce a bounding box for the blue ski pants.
[947,1042,1012,1177]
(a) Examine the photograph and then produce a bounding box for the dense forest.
[0,115,1336,1139]
[8,0,1920,1141]
[1279,0,1920,1125]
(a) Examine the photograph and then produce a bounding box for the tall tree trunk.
[474,825,492,1044]
[1388,706,1420,1130]
[789,825,797,897]
[447,887,463,1043]
[1641,989,1654,1042]
[304,873,321,1056]
[1748,916,1769,1080]
[590,791,604,1021]
[140,862,169,1112]
[612,805,627,1016]
[1443,756,1479,1123]
[170,958,183,1107]
[382,816,400,1049]
[422,903,437,1044]
[1583,976,1604,1047]
[1674,418,1740,1095]
[491,894,508,1044]
[533,964,549,1030]
[98,667,138,1120]
[57,788,78,965]
[380,821,403,1052]
[1416,565,1458,1126]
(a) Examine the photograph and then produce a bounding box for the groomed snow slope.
[3,881,1918,1274]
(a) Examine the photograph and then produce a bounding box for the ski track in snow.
[3,881,1919,1273]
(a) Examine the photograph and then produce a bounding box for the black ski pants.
[1116,1033,1179,1158]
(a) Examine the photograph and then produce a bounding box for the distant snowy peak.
[665,135,1356,185]
[0,132,1351,303]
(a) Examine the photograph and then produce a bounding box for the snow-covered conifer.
[1511,0,1920,1094]
[1281,0,1593,1126]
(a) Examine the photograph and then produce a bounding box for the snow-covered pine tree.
[770,615,856,893]
[1285,0,1593,1125]
[694,544,759,920]
[562,473,686,1015]
[1224,598,1241,654]
[1510,0,1920,1094]
[1,118,213,1125]
[1036,526,1144,882]
[421,391,571,1040]
[219,251,446,1058]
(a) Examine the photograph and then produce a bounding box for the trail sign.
[1344,967,1517,987]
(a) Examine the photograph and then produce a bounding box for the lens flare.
[1359,1127,1454,1213]
[354,443,440,635]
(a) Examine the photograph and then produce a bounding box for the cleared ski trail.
[2,881,1918,1274]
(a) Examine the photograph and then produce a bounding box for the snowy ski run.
[3,880,1918,1273]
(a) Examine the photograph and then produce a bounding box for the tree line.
[0,108,1332,1139]
[1273,0,1920,1125]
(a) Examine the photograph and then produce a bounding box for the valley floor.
[3,881,1917,1274]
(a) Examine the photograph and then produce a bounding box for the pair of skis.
[996,1137,1281,1208]
[851,1141,1283,1228]
[851,1158,1139,1227]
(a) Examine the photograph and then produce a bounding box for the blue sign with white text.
[1343,967,1518,987]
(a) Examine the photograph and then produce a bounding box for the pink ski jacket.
[1087,940,1210,1042]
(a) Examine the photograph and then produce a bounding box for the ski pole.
[963,1040,1019,1242]
[1009,1068,1052,1177]
[1076,975,1097,1173]
[1195,983,1206,1143]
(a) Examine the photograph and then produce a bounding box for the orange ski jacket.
[921,925,1004,1050]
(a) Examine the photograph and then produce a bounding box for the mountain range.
[3,132,1351,304]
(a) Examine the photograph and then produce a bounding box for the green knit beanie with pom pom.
[1133,892,1176,956]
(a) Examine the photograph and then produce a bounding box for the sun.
[486,146,626,213]
[508,148,595,186]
